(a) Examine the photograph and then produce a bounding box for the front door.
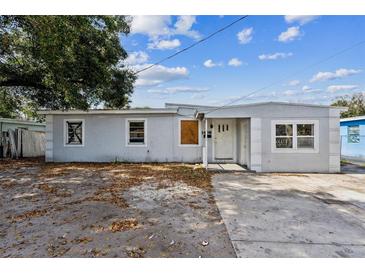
[214,119,234,160]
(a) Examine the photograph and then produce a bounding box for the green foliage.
[331,93,365,118]
[0,88,20,118]
[0,16,136,115]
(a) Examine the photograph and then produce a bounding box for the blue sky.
[120,16,365,107]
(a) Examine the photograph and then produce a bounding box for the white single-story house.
[38,102,346,173]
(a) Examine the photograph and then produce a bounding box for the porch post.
[203,118,208,167]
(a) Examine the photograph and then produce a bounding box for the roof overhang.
[37,108,178,115]
[0,118,45,126]
[341,115,365,122]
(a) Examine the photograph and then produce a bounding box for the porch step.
[207,163,252,172]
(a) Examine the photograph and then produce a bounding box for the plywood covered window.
[180,120,199,145]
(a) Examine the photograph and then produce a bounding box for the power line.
[133,16,249,75]
[204,39,365,115]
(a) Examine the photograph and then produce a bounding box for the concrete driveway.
[212,167,365,257]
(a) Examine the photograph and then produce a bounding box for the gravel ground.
[0,158,235,258]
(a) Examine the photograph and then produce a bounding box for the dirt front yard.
[0,158,235,258]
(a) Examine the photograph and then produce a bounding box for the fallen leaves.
[87,189,128,208]
[72,237,93,244]
[10,209,48,222]
[126,247,145,258]
[0,179,17,189]
[109,219,139,233]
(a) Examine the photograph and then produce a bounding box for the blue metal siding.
[340,119,365,161]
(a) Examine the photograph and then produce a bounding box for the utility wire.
[204,39,365,115]
[133,16,249,75]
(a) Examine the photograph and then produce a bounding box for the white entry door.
[214,119,234,160]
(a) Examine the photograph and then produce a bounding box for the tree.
[0,88,20,118]
[0,16,136,116]
[331,93,365,118]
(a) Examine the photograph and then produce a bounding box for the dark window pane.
[276,124,293,136]
[297,124,314,136]
[67,122,82,145]
[276,137,293,148]
[129,121,145,144]
[297,137,314,148]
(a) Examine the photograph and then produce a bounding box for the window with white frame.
[127,120,146,145]
[65,120,84,146]
[275,124,293,148]
[272,121,318,152]
[348,125,360,143]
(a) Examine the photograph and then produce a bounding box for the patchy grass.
[341,159,351,166]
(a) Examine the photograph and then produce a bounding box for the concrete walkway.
[212,172,365,257]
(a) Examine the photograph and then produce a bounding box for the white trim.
[178,117,202,147]
[63,119,85,147]
[250,118,262,171]
[45,115,53,162]
[271,120,319,153]
[125,118,147,147]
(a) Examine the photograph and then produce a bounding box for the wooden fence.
[0,129,45,158]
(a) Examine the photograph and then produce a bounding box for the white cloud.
[148,39,181,50]
[173,16,201,40]
[131,16,172,39]
[228,58,243,67]
[124,51,149,65]
[191,93,206,99]
[131,15,201,41]
[237,27,253,44]
[203,59,222,68]
[327,85,359,93]
[288,80,300,86]
[133,64,189,87]
[258,52,293,60]
[284,16,320,25]
[283,90,295,96]
[310,68,362,82]
[148,86,209,95]
[278,26,301,42]
[302,85,321,93]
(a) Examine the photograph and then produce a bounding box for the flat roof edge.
[0,118,45,126]
[37,108,178,115]
[341,115,365,122]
